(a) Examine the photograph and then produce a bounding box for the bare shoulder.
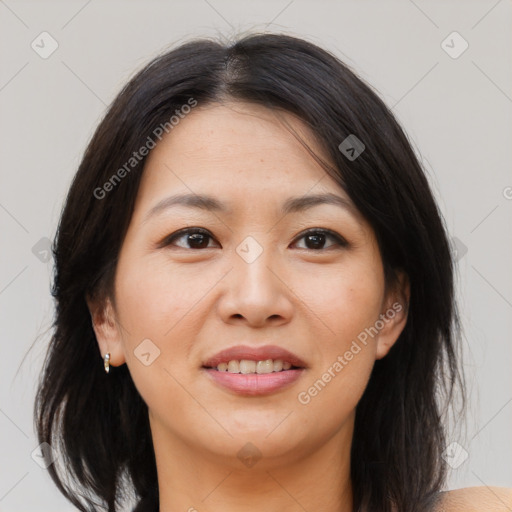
[436,486,512,511]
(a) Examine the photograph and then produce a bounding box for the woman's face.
[93,101,408,468]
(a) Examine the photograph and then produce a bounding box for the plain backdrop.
[1,1,511,510]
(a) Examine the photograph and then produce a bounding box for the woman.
[34,33,511,512]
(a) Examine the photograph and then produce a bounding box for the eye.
[292,228,348,251]
[159,227,348,251]
[160,227,218,250]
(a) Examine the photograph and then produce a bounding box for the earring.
[104,352,111,374]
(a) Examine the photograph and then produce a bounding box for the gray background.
[1,1,511,510]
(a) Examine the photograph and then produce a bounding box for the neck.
[151,413,355,512]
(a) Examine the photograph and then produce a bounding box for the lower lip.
[203,368,305,396]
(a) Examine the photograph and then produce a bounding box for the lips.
[202,344,308,369]
[201,344,307,396]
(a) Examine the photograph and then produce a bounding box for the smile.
[206,359,297,374]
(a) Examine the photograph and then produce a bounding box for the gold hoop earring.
[104,352,111,374]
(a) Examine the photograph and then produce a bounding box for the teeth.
[256,359,273,374]
[214,359,296,373]
[240,360,256,374]
[227,360,239,373]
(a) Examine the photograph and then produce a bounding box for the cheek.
[112,256,200,419]
[114,255,211,342]
[295,257,384,350]
[293,257,383,414]
[295,278,380,422]
[112,255,192,382]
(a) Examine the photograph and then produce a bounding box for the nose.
[216,239,294,328]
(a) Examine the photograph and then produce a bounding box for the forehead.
[146,102,328,177]
[134,101,364,224]
[146,102,324,176]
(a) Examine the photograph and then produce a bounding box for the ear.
[375,269,410,360]
[85,293,126,368]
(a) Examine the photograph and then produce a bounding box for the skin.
[87,101,413,512]
[436,487,512,511]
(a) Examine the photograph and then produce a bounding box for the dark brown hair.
[34,33,464,512]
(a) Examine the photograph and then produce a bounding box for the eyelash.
[159,227,348,251]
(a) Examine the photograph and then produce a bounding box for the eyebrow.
[144,192,358,222]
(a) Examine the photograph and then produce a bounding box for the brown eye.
[162,228,218,249]
[293,229,348,251]
[160,227,347,251]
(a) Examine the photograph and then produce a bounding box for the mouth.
[203,359,302,374]
[202,344,307,371]
[201,345,307,396]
